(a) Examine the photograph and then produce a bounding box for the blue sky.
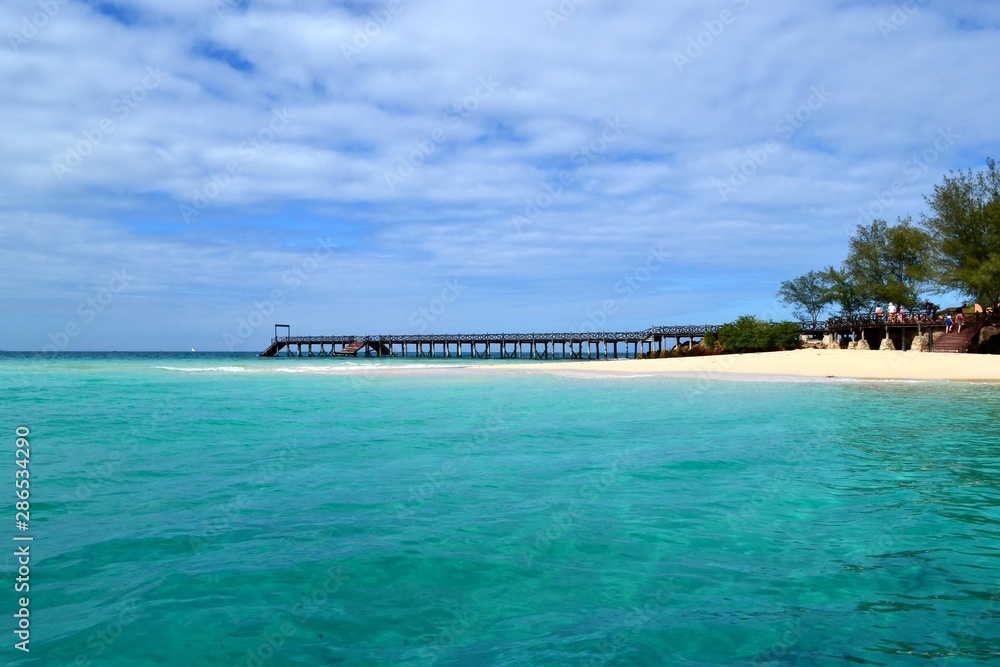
[3,0,1000,351]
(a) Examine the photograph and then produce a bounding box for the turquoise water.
[2,353,1000,666]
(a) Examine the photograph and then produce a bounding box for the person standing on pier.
[887,302,897,322]
[955,308,965,333]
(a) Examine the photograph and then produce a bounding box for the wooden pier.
[258,324,729,359]
[258,317,989,358]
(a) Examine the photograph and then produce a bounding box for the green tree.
[843,217,933,307]
[823,266,867,317]
[777,270,832,322]
[922,158,1000,307]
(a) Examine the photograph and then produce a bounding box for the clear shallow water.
[2,353,1000,666]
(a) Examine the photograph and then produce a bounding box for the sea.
[2,352,999,666]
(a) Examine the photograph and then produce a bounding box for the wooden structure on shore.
[825,315,968,352]
[258,324,732,359]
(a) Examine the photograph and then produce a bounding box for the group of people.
[874,301,936,323]
[872,302,969,332]
[872,300,971,327]
[871,301,997,332]
[945,307,965,334]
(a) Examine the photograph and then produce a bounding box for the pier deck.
[258,325,730,359]
[258,316,991,357]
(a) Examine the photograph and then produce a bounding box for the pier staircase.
[932,322,984,353]
[259,339,283,357]
[334,340,393,356]
[335,340,366,356]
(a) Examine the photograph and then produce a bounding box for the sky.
[3,0,1000,351]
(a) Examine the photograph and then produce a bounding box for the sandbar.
[488,349,1000,382]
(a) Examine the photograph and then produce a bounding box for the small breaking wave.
[154,365,256,374]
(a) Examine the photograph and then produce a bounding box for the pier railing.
[259,321,837,358]
[260,325,734,358]
[827,314,942,327]
[267,328,725,345]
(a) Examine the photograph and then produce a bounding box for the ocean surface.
[2,352,999,666]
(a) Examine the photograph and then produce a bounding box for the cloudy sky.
[3,0,999,351]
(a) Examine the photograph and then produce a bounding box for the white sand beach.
[499,349,1000,382]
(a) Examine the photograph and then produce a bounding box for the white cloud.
[2,0,999,349]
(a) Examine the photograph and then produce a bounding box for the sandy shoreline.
[479,349,1000,382]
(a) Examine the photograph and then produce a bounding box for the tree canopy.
[843,217,932,307]
[923,158,1000,307]
[777,270,832,322]
[778,159,998,319]
[822,265,868,317]
[778,219,930,319]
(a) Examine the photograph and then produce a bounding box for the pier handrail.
[267,325,734,346]
[826,313,945,328]
[259,321,844,357]
[265,322,842,346]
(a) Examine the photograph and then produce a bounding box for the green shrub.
[717,315,801,353]
[768,321,803,350]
